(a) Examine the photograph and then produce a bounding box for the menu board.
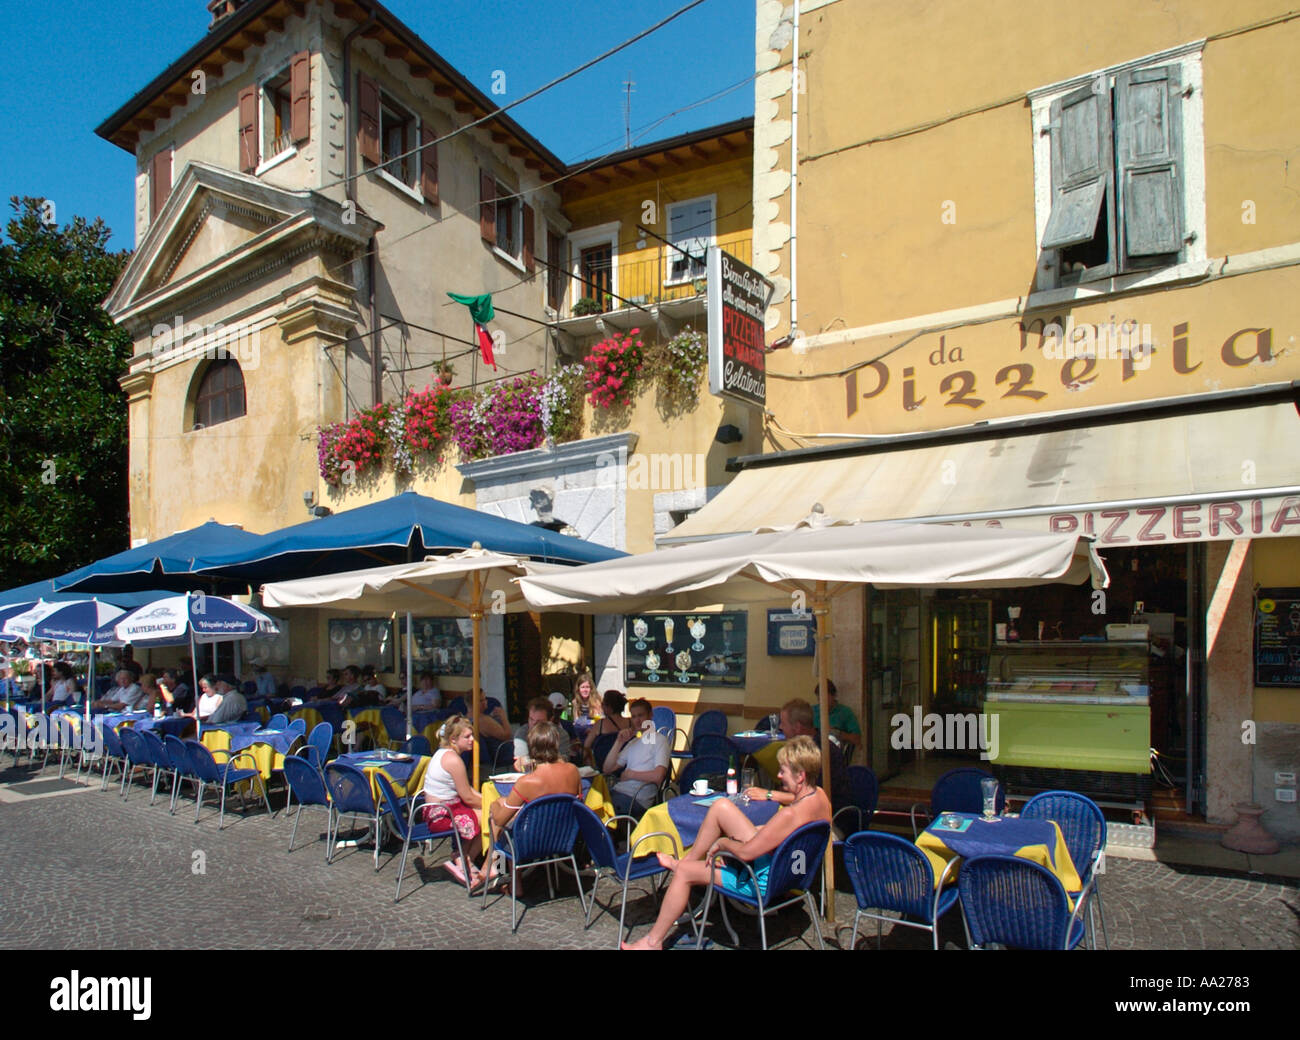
[328,618,394,672]
[625,612,746,686]
[1254,589,1300,687]
[243,614,290,668]
[406,616,475,677]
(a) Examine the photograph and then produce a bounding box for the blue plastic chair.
[379,705,409,749]
[696,820,830,950]
[842,831,959,950]
[87,719,126,789]
[402,735,432,756]
[185,739,272,829]
[300,721,334,770]
[137,729,178,807]
[163,733,199,814]
[573,801,678,948]
[957,854,1090,950]
[693,709,728,738]
[482,793,583,933]
[910,767,1005,836]
[281,755,332,855]
[1021,789,1109,949]
[323,762,386,869]
[833,765,879,837]
[373,772,471,902]
[690,733,738,761]
[266,712,290,730]
[117,726,156,801]
[672,755,728,796]
[285,717,308,741]
[446,696,468,715]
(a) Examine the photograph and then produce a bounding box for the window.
[665,195,715,283]
[263,67,294,161]
[495,183,520,257]
[580,244,612,305]
[192,359,246,430]
[546,229,566,311]
[381,96,415,187]
[1032,44,1204,291]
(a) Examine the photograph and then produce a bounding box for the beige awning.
[666,400,1300,544]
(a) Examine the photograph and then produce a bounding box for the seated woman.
[420,715,485,886]
[319,669,342,699]
[483,722,581,890]
[567,672,598,734]
[408,671,441,710]
[49,662,81,707]
[622,735,831,950]
[583,688,631,760]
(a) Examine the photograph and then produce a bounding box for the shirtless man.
[622,735,831,950]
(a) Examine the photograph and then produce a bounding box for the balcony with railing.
[556,233,752,326]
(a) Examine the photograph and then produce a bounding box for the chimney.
[207,0,248,30]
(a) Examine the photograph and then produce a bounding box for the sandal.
[442,860,468,884]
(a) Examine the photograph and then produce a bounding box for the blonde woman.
[420,716,485,886]
[622,735,831,950]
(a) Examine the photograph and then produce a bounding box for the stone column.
[1204,539,1254,823]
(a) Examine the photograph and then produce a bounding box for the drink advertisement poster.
[625,612,747,686]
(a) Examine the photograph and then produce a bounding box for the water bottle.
[726,767,738,795]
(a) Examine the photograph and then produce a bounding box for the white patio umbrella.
[517,515,1109,921]
[3,601,71,713]
[261,545,561,784]
[112,593,280,736]
[22,599,127,731]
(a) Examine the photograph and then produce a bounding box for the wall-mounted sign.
[404,617,475,677]
[767,609,816,656]
[1255,588,1300,687]
[707,246,772,408]
[329,618,394,672]
[625,611,747,686]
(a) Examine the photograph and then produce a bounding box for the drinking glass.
[980,777,999,821]
[768,712,780,737]
[741,767,756,792]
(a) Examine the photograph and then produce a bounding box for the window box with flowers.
[584,328,645,409]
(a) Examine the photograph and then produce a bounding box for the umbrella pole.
[405,612,413,740]
[471,572,483,788]
[191,615,201,740]
[814,583,836,925]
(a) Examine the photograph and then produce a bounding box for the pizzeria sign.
[707,246,772,408]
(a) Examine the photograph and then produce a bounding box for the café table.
[334,750,431,801]
[478,772,614,854]
[746,736,786,778]
[133,715,194,738]
[915,812,1082,900]
[227,728,300,780]
[626,791,780,858]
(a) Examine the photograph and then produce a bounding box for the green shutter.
[1041,77,1114,253]
[1116,64,1183,261]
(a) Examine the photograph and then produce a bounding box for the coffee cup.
[691,779,710,795]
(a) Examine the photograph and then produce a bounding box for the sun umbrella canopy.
[517,520,1109,613]
[3,601,71,642]
[52,521,262,595]
[261,547,561,614]
[189,491,624,585]
[23,600,127,646]
[112,593,279,646]
[0,578,171,610]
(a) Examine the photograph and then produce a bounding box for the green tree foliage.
[0,197,132,588]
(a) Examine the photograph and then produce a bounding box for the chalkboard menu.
[329,618,394,672]
[625,612,746,686]
[406,617,475,677]
[1254,589,1300,687]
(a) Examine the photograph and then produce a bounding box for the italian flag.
[447,291,497,370]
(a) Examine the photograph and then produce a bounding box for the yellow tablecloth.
[355,755,431,803]
[625,801,685,858]
[750,739,786,778]
[290,707,323,734]
[351,708,388,749]
[915,818,1082,898]
[478,775,614,853]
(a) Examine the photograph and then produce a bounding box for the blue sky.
[0,0,755,251]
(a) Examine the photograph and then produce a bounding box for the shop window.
[1032,44,1204,290]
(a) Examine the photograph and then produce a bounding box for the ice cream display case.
[983,641,1152,797]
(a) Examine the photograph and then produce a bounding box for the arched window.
[192,358,246,429]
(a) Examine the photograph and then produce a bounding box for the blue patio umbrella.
[52,521,264,596]
[187,491,624,585]
[0,578,171,610]
[22,600,127,721]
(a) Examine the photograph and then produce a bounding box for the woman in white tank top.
[421,716,484,887]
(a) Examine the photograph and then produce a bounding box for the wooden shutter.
[1041,77,1113,256]
[420,124,439,204]
[522,202,535,274]
[1116,64,1183,264]
[290,50,311,144]
[546,230,565,309]
[238,85,259,172]
[479,170,497,244]
[150,147,172,221]
[357,72,380,165]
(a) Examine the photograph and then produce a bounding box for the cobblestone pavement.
[1,761,1296,951]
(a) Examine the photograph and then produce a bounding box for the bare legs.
[624,798,761,950]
